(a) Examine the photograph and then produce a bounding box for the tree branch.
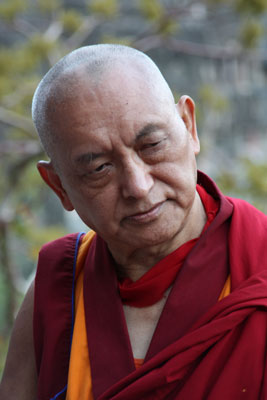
[0,106,36,137]
[0,140,41,156]
[0,221,17,334]
[65,16,100,50]
[134,34,267,62]
[165,37,267,61]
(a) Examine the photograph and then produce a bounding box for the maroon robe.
[34,172,267,400]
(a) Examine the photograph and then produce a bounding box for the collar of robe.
[118,184,220,307]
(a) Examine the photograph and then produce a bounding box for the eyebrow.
[74,152,104,165]
[135,123,164,141]
[74,123,164,165]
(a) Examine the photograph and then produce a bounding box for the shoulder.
[39,232,82,259]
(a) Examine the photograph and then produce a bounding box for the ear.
[176,95,200,155]
[37,161,74,211]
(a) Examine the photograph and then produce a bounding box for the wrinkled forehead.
[44,61,177,168]
[52,56,173,103]
[48,61,175,126]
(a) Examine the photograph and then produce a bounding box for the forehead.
[47,66,176,157]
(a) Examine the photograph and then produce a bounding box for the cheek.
[153,151,197,187]
[69,185,119,227]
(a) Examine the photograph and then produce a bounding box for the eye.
[92,162,111,174]
[141,137,167,153]
[94,163,107,172]
[142,140,162,150]
[148,141,161,147]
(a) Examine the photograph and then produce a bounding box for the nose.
[120,157,154,199]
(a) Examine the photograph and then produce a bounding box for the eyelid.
[89,162,112,176]
[141,137,166,149]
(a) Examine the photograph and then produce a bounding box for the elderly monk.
[1,44,267,400]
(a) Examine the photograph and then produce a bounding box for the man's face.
[42,71,200,254]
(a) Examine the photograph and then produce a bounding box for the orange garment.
[66,232,231,400]
[66,231,95,400]
[134,359,144,369]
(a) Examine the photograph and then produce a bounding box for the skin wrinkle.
[0,45,217,397]
[32,45,171,159]
[33,45,206,282]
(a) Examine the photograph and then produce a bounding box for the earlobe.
[37,161,74,211]
[176,95,200,155]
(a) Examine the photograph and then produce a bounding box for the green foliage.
[198,84,229,112]
[89,0,119,17]
[0,270,9,332]
[139,0,163,21]
[216,171,237,193]
[37,0,63,14]
[138,0,178,36]
[0,0,28,22]
[217,159,267,213]
[235,0,267,15]
[0,48,13,76]
[100,34,132,46]
[240,20,264,48]
[158,17,179,36]
[0,334,9,379]
[0,39,54,86]
[244,159,267,196]
[60,9,83,33]
[25,34,56,63]
[206,0,230,5]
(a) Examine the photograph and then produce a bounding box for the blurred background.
[0,0,267,375]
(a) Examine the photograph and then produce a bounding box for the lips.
[124,201,164,223]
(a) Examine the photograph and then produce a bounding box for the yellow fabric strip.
[66,232,231,400]
[218,275,231,301]
[66,231,95,400]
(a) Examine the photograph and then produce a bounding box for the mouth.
[124,201,165,223]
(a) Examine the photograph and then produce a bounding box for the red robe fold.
[34,171,267,400]
[99,271,267,399]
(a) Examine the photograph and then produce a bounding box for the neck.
[109,190,206,282]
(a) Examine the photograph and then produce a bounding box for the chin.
[125,224,181,249]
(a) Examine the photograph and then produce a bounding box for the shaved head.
[34,44,201,257]
[32,44,174,162]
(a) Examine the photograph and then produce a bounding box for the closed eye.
[141,137,167,152]
[142,140,163,150]
[148,141,161,147]
[90,163,111,175]
[94,163,108,173]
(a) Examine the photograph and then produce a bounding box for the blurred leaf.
[235,0,267,15]
[0,334,9,377]
[26,34,56,59]
[243,159,267,195]
[240,20,264,48]
[89,0,119,17]
[158,17,179,36]
[0,0,28,22]
[198,84,229,111]
[37,0,63,14]
[139,0,164,21]
[217,159,267,214]
[0,48,13,76]
[100,34,132,46]
[60,9,82,33]
[216,172,237,193]
[206,0,230,5]
[27,226,68,261]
